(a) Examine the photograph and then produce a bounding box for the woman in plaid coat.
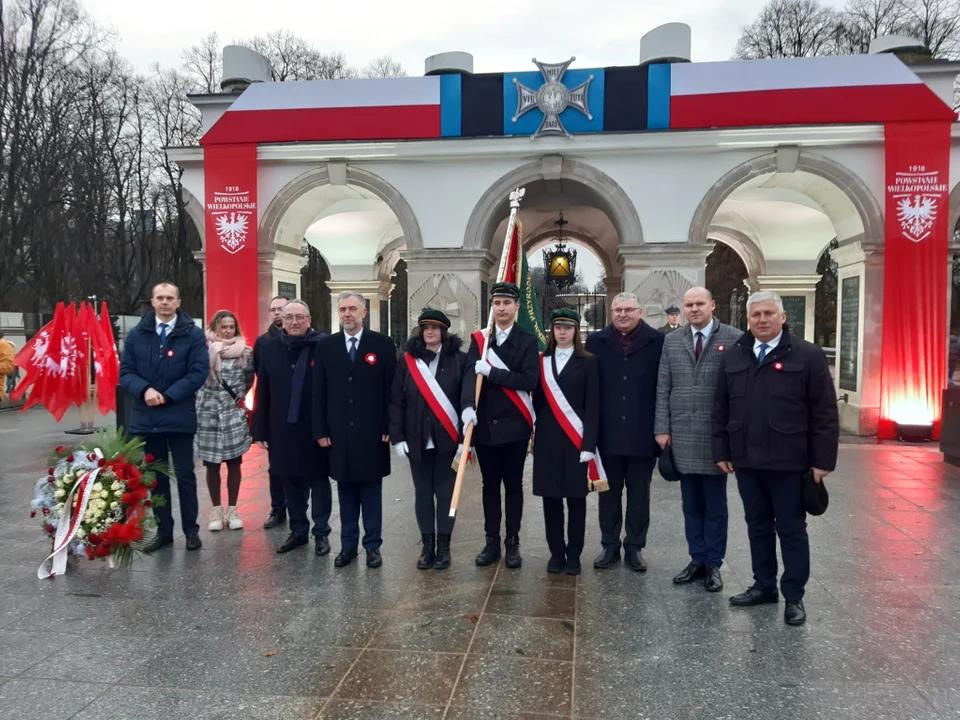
[195,310,254,532]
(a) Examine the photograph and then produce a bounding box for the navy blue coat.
[119,311,208,435]
[585,322,665,459]
[251,331,328,478]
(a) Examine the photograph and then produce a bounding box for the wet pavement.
[1,406,960,719]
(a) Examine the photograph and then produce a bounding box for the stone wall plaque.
[782,296,806,340]
[277,281,297,298]
[839,276,860,392]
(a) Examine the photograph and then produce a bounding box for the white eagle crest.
[216,212,249,252]
[897,194,937,242]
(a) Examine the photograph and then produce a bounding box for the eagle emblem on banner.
[896,195,937,243]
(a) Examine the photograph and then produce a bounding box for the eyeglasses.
[282,314,308,322]
[612,308,639,315]
[269,306,286,314]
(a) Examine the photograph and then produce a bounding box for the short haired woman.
[196,310,253,531]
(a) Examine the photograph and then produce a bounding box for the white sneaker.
[208,507,224,531]
[226,507,243,530]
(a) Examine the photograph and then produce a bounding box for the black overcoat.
[389,335,468,461]
[462,326,540,446]
[250,331,328,478]
[313,330,397,483]
[532,353,600,499]
[712,327,839,473]
[584,322,664,459]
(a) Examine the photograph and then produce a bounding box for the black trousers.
[543,497,586,560]
[143,432,199,539]
[680,473,729,568]
[476,440,527,538]
[337,480,383,551]
[409,449,456,535]
[735,470,809,602]
[268,470,287,516]
[279,474,332,539]
[598,454,655,552]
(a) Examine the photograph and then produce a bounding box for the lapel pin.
[717,344,725,352]
[166,350,174,357]
[365,353,377,366]
[774,362,784,370]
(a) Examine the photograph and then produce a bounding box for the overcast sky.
[84,0,847,76]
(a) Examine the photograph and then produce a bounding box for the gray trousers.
[409,448,456,535]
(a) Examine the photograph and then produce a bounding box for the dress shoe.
[704,566,723,593]
[504,536,522,569]
[784,600,807,626]
[315,535,331,556]
[334,548,359,567]
[564,556,582,575]
[185,533,202,551]
[434,534,451,570]
[366,549,383,568]
[417,534,436,570]
[143,535,173,554]
[624,548,647,572]
[547,555,565,574]
[729,586,779,606]
[264,512,286,529]
[593,546,621,569]
[475,536,501,566]
[673,561,706,584]
[276,533,308,554]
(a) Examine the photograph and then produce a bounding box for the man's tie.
[349,336,357,362]
[758,342,769,363]
[158,323,168,344]
[695,332,703,361]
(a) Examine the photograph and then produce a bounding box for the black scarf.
[281,330,322,424]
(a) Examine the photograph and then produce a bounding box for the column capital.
[755,274,823,294]
[832,241,884,269]
[616,243,712,272]
[402,248,497,275]
[327,280,384,296]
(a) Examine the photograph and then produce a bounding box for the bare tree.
[180,32,221,93]
[901,0,960,57]
[836,0,907,53]
[241,31,358,81]
[734,0,845,58]
[363,54,406,78]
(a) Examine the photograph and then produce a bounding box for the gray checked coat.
[655,319,743,475]
[194,349,254,464]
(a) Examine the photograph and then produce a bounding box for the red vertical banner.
[204,143,260,343]
[879,121,951,439]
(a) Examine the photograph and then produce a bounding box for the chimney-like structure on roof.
[424,52,474,76]
[640,23,692,65]
[869,35,932,63]
[221,46,274,93]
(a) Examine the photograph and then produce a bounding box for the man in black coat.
[253,294,289,530]
[585,291,665,571]
[119,282,208,552]
[461,282,540,569]
[314,290,397,568]
[251,299,332,556]
[713,291,838,627]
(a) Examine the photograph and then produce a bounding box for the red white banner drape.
[203,143,260,340]
[878,121,952,439]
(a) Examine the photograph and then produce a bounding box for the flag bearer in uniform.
[532,309,602,576]
[462,282,540,569]
[389,309,469,570]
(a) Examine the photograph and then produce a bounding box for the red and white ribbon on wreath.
[540,356,606,485]
[472,330,535,427]
[38,463,102,579]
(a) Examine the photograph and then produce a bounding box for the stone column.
[832,242,883,436]
[327,280,386,335]
[616,244,711,328]
[752,275,821,343]
[402,248,496,339]
[256,249,307,331]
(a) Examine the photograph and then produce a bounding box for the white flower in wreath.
[54,488,65,499]
[93,482,103,492]
[76,528,86,539]
[100,491,110,500]
[111,481,121,491]
[110,501,118,509]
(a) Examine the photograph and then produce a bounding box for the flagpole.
[449,187,525,518]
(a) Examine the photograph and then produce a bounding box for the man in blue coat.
[119,283,208,552]
[585,291,665,571]
[252,299,331,556]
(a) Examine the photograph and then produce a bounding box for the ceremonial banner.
[204,144,259,339]
[878,121,951,439]
[502,220,547,350]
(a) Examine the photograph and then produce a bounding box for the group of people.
[119,277,838,626]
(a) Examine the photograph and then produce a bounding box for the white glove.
[455,443,464,461]
[394,441,409,458]
[579,451,595,464]
[475,360,492,377]
[461,407,477,427]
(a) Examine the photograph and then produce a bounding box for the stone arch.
[258,165,424,254]
[707,225,767,278]
[689,150,885,250]
[463,157,644,250]
[181,187,206,249]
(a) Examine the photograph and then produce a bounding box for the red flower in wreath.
[365,353,377,366]
[144,453,155,464]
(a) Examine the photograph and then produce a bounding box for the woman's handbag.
[220,379,253,429]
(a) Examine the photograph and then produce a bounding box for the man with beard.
[254,295,289,529]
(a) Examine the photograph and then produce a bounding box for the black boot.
[504,536,522,569]
[417,534,436,570]
[434,534,452,570]
[475,536,501,566]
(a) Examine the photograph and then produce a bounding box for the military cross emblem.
[512,57,594,138]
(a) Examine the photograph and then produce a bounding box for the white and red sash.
[473,330,535,428]
[404,352,460,444]
[540,356,606,485]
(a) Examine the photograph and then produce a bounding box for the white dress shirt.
[554,347,574,374]
[495,324,513,346]
[156,315,177,338]
[345,328,363,354]
[754,332,782,360]
[692,321,714,345]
